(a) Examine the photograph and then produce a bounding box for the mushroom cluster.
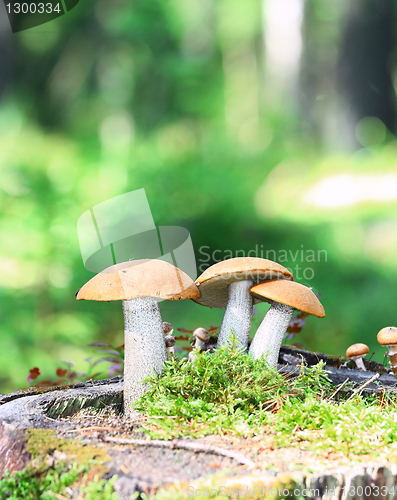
[193,257,293,350]
[77,256,328,415]
[76,249,397,421]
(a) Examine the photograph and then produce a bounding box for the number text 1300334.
[6,3,62,14]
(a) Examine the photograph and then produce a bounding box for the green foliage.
[0,464,118,500]
[26,342,124,389]
[0,464,81,500]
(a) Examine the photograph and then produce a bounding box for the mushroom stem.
[387,346,397,375]
[216,280,253,349]
[249,302,294,365]
[163,322,174,356]
[123,297,167,415]
[194,338,206,349]
[188,351,197,363]
[352,356,366,371]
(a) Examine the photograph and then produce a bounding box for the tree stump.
[1,349,397,499]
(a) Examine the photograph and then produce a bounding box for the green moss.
[0,463,81,500]
[80,474,119,500]
[323,353,345,367]
[133,339,333,439]
[134,340,397,460]
[24,428,56,458]
[25,428,109,465]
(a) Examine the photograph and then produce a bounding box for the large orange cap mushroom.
[76,259,199,415]
[77,258,200,302]
[249,279,325,366]
[249,280,325,318]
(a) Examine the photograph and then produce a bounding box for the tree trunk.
[338,0,396,148]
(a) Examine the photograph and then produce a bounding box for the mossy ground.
[3,341,397,499]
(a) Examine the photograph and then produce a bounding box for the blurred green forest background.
[1,0,397,392]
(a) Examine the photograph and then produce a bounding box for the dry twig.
[346,373,380,402]
[327,377,350,401]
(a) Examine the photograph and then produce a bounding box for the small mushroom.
[163,322,173,335]
[189,328,210,362]
[164,334,176,354]
[193,327,210,349]
[249,280,325,366]
[163,322,174,356]
[346,343,369,371]
[76,259,200,415]
[194,258,293,350]
[377,327,397,375]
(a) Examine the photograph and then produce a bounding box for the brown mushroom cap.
[249,279,325,318]
[377,326,397,346]
[194,257,293,308]
[76,259,200,302]
[193,327,210,342]
[346,343,369,358]
[163,322,173,334]
[165,335,176,348]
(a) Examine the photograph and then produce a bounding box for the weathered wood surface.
[304,463,397,500]
[111,462,397,500]
[176,463,397,500]
[3,413,396,500]
[279,346,397,396]
[0,377,123,428]
[0,375,123,407]
[0,378,124,476]
[0,422,31,475]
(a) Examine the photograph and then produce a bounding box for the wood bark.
[0,422,31,475]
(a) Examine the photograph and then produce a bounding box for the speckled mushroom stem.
[123,297,167,415]
[249,301,294,366]
[387,346,397,375]
[216,280,253,350]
